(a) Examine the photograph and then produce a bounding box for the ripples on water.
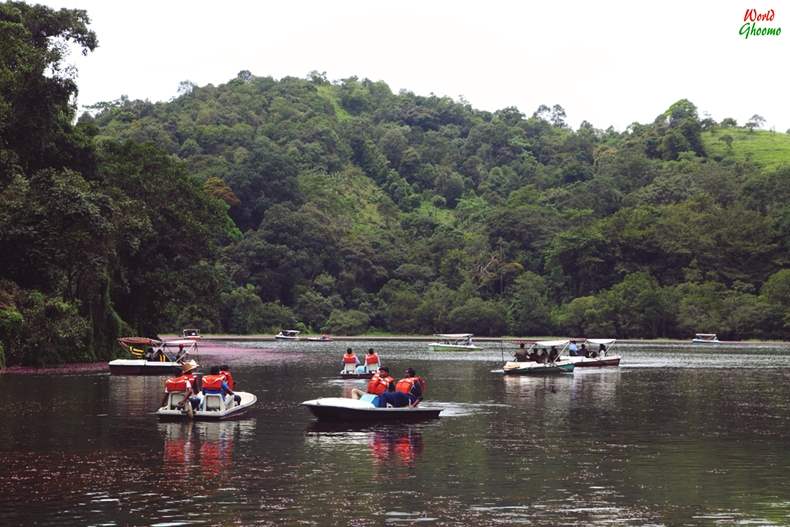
[0,341,789,525]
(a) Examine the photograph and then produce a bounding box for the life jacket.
[202,374,227,392]
[342,353,358,364]
[219,370,235,391]
[367,374,394,395]
[365,353,380,365]
[165,373,195,393]
[395,376,426,396]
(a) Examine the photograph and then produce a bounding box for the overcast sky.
[39,0,790,131]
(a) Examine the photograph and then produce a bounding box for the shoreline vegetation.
[0,4,787,369]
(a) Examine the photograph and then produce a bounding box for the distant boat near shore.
[692,333,720,344]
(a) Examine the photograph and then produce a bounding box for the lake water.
[1,341,790,526]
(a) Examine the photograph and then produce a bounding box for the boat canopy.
[586,338,616,346]
[532,339,569,347]
[118,337,162,347]
[434,333,473,339]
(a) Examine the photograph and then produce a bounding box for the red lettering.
[744,9,756,22]
[768,9,775,21]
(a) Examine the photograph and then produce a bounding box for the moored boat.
[156,391,257,420]
[275,329,301,340]
[302,397,442,422]
[692,333,720,344]
[182,328,202,340]
[109,338,196,375]
[428,333,480,352]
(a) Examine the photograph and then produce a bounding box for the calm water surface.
[1,341,790,526]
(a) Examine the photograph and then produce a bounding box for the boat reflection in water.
[160,420,256,478]
[306,422,425,468]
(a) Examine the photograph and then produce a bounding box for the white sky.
[38,0,790,131]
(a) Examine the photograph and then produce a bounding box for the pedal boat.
[302,397,442,422]
[156,391,257,420]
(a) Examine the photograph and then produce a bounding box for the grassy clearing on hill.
[703,128,790,170]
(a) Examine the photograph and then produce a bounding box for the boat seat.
[168,392,186,410]
[204,394,224,412]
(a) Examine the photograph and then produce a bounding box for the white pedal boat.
[302,397,442,422]
[156,391,257,420]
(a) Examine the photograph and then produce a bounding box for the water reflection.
[159,420,256,480]
[305,423,425,468]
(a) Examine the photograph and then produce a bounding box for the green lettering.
[740,22,752,39]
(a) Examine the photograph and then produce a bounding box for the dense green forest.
[1,3,788,366]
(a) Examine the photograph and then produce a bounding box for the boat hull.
[156,392,257,420]
[566,355,621,367]
[428,344,480,352]
[302,398,442,422]
[109,359,182,376]
[501,361,575,375]
[339,371,375,379]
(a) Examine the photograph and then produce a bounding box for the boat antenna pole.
[500,338,504,363]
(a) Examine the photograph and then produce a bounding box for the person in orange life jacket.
[351,366,394,399]
[396,367,425,404]
[202,366,240,405]
[342,348,360,366]
[161,359,199,410]
[364,348,380,371]
[218,364,235,391]
[378,368,424,408]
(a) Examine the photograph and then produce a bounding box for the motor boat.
[275,329,301,340]
[109,337,196,375]
[692,333,720,344]
[496,339,575,375]
[428,333,480,351]
[302,397,442,422]
[564,338,621,367]
[156,391,257,420]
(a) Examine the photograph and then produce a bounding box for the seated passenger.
[376,382,410,408]
[218,364,235,391]
[364,348,380,372]
[202,366,240,407]
[514,343,528,362]
[162,360,199,415]
[548,346,559,362]
[395,368,425,406]
[351,367,394,399]
[341,348,359,372]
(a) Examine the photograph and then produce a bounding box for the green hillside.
[703,128,790,170]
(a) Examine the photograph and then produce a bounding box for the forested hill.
[0,3,788,366]
[87,71,789,340]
